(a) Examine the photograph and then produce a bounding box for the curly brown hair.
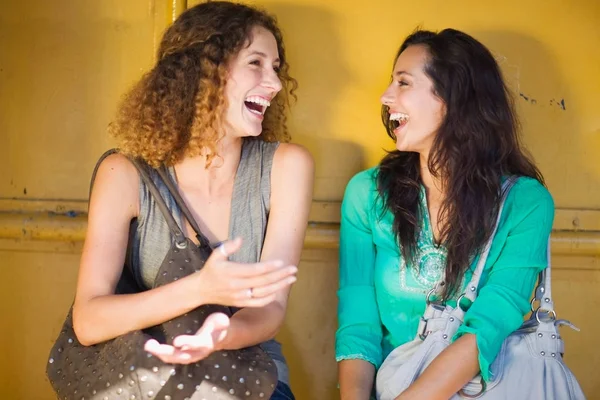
[109,1,297,167]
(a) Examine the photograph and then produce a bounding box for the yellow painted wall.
[230,0,600,207]
[1,0,599,399]
[0,1,167,398]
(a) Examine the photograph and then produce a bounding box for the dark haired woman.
[336,28,553,400]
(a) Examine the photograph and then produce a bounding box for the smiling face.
[223,25,283,138]
[380,44,445,155]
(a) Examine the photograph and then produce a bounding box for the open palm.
[144,312,230,364]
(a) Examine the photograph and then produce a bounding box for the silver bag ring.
[425,287,436,304]
[530,297,538,312]
[458,376,487,399]
[535,308,557,323]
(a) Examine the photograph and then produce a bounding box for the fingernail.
[144,340,156,350]
[289,266,298,273]
[288,277,297,284]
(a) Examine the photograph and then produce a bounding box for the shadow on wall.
[266,2,365,203]
[262,3,357,399]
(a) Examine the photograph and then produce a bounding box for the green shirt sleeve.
[335,169,383,368]
[452,178,555,382]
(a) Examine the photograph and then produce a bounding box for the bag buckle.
[458,376,487,399]
[417,314,431,340]
[418,319,431,340]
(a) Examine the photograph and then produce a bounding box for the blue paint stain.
[48,210,80,218]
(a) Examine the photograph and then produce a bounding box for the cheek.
[416,95,443,128]
[223,79,238,105]
[226,68,253,94]
[399,90,425,115]
[430,101,445,128]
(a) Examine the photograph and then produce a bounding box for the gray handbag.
[375,178,585,400]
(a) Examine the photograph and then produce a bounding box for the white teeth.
[245,96,270,116]
[389,112,409,122]
[245,96,271,107]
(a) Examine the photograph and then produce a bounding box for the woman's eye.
[250,59,261,66]
[273,65,281,73]
[398,80,408,86]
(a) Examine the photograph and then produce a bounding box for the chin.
[241,130,262,138]
[230,125,263,138]
[394,135,422,153]
[395,145,422,155]
[243,124,264,138]
[395,142,411,152]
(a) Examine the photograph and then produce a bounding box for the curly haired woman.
[71,2,313,399]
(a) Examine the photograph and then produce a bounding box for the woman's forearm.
[339,359,376,400]
[396,334,480,400]
[73,273,203,346]
[218,301,286,350]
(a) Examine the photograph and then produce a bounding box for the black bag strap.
[88,149,118,200]
[157,166,212,249]
[88,149,188,249]
[132,161,190,249]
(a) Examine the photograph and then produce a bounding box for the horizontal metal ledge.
[0,198,88,214]
[2,198,600,231]
[305,224,600,257]
[309,203,600,232]
[1,212,600,257]
[0,212,87,242]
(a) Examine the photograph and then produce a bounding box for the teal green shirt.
[335,167,554,382]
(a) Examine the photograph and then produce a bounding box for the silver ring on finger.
[219,244,228,256]
[247,288,254,298]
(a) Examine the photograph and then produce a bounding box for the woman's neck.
[419,154,444,204]
[420,153,446,243]
[175,136,244,195]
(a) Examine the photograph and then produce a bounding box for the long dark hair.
[377,28,543,298]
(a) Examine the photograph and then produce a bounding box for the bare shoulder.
[270,143,314,208]
[89,152,140,217]
[95,152,138,179]
[272,142,314,174]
